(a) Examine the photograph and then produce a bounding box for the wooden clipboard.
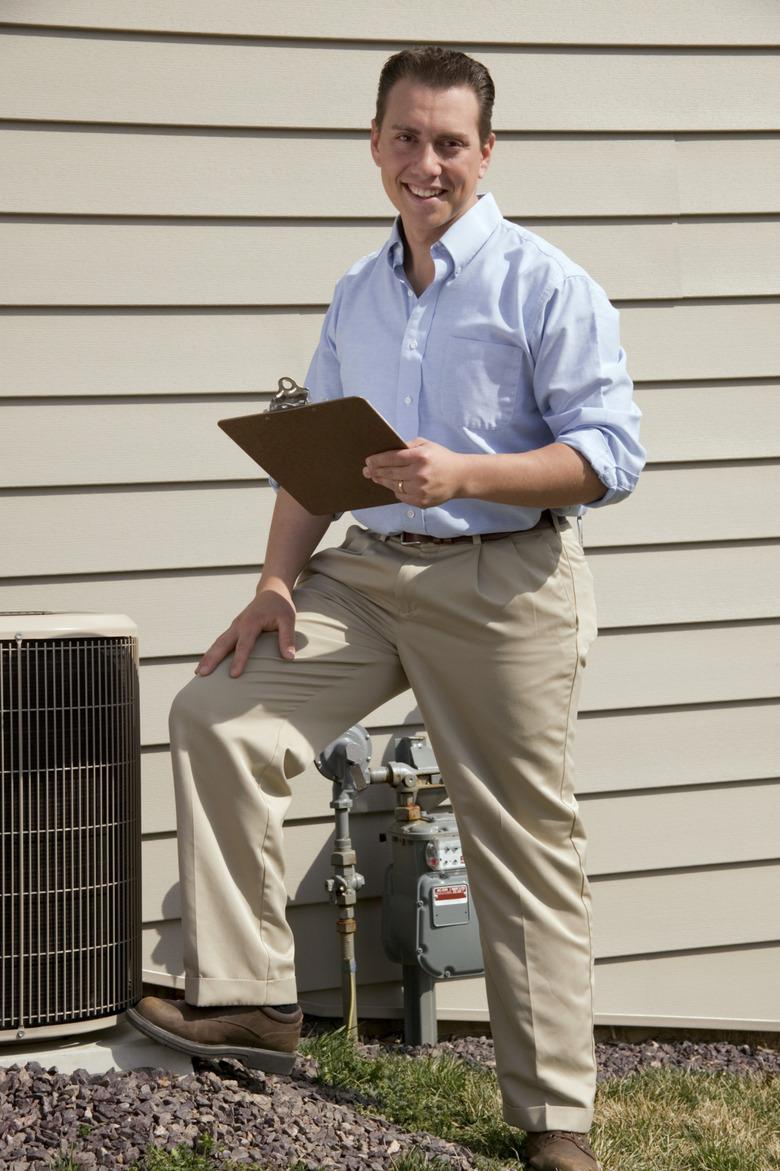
[218,396,408,514]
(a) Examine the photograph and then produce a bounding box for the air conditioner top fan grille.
[0,612,137,642]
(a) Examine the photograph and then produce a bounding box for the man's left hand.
[364,438,467,508]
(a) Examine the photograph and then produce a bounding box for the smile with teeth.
[405,183,446,199]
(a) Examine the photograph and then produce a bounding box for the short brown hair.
[375,46,495,145]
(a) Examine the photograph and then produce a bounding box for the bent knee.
[168,672,313,787]
[168,667,238,736]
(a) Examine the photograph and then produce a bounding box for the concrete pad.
[0,1016,193,1076]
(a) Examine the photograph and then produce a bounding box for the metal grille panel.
[0,633,141,1037]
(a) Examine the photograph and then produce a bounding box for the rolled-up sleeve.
[304,284,344,403]
[532,275,646,507]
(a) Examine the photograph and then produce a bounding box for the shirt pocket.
[435,336,523,431]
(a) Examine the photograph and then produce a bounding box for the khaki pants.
[169,517,599,1131]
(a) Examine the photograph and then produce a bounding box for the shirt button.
[403,395,412,405]
[408,339,418,350]
[406,509,415,519]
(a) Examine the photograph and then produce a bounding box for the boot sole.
[125,1007,297,1075]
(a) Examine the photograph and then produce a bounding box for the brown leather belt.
[392,510,556,546]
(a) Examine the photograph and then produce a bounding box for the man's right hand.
[195,585,297,678]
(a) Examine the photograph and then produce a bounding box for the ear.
[478,132,496,179]
[370,119,382,166]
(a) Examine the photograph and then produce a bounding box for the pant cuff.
[185,975,298,1007]
[503,1103,594,1133]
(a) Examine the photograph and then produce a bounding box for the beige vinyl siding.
[3,465,779,579]
[140,838,780,952]
[3,303,779,397]
[140,916,780,1028]
[3,1,780,45]
[4,131,779,218]
[4,383,780,486]
[142,918,780,1028]
[141,785,780,916]
[137,702,780,832]
[4,220,780,303]
[2,36,779,131]
[2,8,778,1031]
[126,626,780,748]
[141,863,780,994]
[3,543,779,658]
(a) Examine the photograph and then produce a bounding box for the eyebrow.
[389,122,468,139]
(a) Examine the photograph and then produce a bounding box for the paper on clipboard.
[218,392,409,515]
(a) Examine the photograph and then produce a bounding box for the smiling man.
[129,47,644,1171]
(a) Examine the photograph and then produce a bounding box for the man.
[130,47,644,1171]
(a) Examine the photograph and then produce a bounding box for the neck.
[403,247,435,296]
[398,219,440,295]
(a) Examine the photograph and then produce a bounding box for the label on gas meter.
[434,884,467,903]
[432,883,470,926]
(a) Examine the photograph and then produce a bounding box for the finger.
[366,464,419,488]
[229,633,258,678]
[276,614,297,661]
[365,451,416,475]
[365,473,414,496]
[195,631,236,676]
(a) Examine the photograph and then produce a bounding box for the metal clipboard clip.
[269,375,310,413]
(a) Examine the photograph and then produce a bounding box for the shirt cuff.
[558,433,640,508]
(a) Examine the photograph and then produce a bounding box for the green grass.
[302,1030,780,1171]
[52,1032,780,1171]
[594,1067,780,1171]
[303,1029,522,1165]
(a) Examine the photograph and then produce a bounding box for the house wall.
[1,1,778,1029]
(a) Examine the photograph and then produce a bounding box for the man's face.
[370,80,495,244]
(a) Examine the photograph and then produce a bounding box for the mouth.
[404,183,446,201]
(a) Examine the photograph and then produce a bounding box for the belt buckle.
[398,531,424,546]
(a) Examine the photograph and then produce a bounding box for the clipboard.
[218,385,409,515]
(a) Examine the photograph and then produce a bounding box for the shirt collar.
[386,192,502,273]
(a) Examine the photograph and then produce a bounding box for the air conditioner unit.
[0,612,142,1043]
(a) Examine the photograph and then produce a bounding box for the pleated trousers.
[169,516,599,1131]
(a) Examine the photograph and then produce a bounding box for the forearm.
[458,442,605,508]
[257,489,333,594]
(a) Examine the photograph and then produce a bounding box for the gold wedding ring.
[397,480,405,494]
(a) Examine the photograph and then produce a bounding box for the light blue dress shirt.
[304,193,645,537]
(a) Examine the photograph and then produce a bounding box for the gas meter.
[382,814,482,981]
[316,725,484,1044]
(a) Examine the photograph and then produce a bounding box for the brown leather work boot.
[524,1129,601,1171]
[126,996,301,1074]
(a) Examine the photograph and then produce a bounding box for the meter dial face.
[425,836,465,872]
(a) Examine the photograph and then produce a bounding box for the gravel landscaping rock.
[0,1056,478,1171]
[431,1033,780,1081]
[0,1032,777,1168]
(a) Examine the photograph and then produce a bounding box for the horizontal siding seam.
[3,119,780,141]
[5,458,780,491]
[2,297,779,310]
[2,25,780,51]
[2,213,780,225]
[595,939,780,964]
[590,857,780,883]
[580,776,780,800]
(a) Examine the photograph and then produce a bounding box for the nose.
[412,140,442,180]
